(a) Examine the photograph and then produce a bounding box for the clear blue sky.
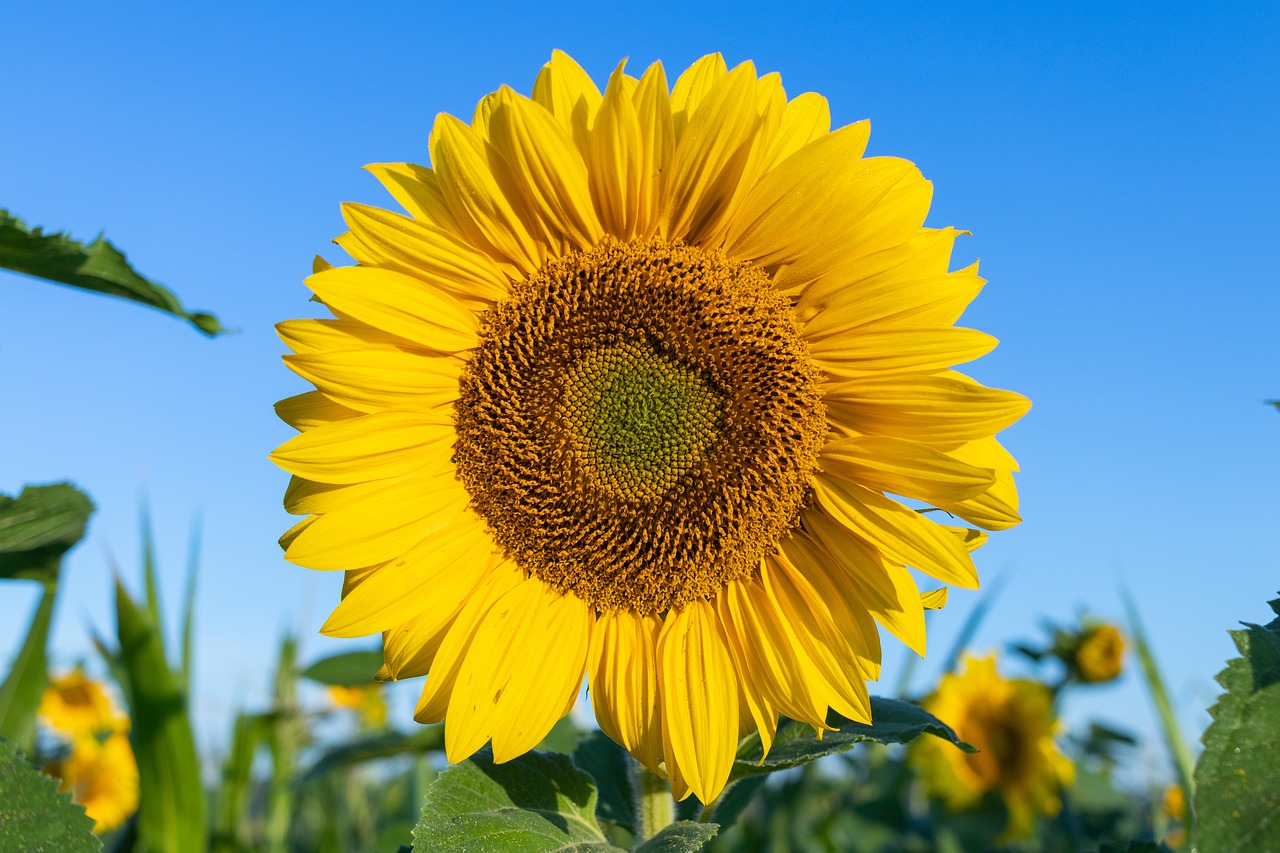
[3,2,1277,772]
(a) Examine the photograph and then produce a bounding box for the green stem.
[633,760,674,842]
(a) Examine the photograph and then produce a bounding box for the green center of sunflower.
[562,343,722,501]
[453,239,826,614]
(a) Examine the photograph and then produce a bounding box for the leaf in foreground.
[412,748,621,853]
[300,648,384,686]
[0,208,225,336]
[0,737,101,852]
[633,822,718,852]
[0,483,94,583]
[730,696,972,780]
[1191,592,1280,853]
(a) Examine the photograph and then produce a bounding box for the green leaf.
[571,731,635,835]
[211,712,274,852]
[412,748,623,853]
[0,483,94,583]
[0,208,226,336]
[1098,843,1173,852]
[0,589,56,754]
[1191,593,1280,853]
[0,738,101,852]
[301,727,445,784]
[708,775,766,828]
[633,821,718,852]
[114,576,207,852]
[729,697,971,781]
[300,649,385,686]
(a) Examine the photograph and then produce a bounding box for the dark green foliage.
[633,822,718,852]
[0,737,101,852]
[1191,593,1280,853]
[301,649,385,686]
[0,209,225,336]
[412,748,620,852]
[0,483,94,583]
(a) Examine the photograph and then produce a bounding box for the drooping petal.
[445,577,591,763]
[588,608,665,775]
[274,391,360,431]
[780,536,883,680]
[658,600,738,803]
[716,585,780,758]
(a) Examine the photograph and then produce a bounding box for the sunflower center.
[563,342,723,501]
[453,239,826,614]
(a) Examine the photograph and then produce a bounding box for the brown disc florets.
[453,239,826,613]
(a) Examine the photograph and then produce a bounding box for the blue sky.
[3,2,1277,774]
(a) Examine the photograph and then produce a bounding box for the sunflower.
[38,669,126,740]
[910,654,1073,838]
[327,683,389,729]
[1072,623,1126,684]
[272,51,1027,803]
[44,731,140,834]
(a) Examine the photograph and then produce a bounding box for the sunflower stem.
[632,760,674,842]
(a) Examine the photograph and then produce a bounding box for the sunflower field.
[3,33,1278,853]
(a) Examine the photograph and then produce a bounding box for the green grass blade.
[211,711,272,852]
[180,520,201,692]
[0,585,57,754]
[266,635,301,853]
[1123,591,1196,802]
[115,577,207,852]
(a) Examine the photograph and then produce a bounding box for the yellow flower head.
[272,51,1027,803]
[327,683,388,729]
[39,669,127,740]
[1073,623,1126,684]
[45,732,139,834]
[911,654,1074,839]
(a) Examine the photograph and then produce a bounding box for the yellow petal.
[935,469,1023,531]
[658,600,738,803]
[429,113,542,275]
[799,513,926,656]
[669,53,727,139]
[588,62,645,241]
[948,435,1019,473]
[588,609,665,775]
[338,203,510,306]
[763,92,830,170]
[271,409,453,484]
[531,50,603,155]
[801,264,985,340]
[660,62,764,244]
[283,476,384,516]
[780,537,882,680]
[921,588,949,610]
[284,471,470,570]
[819,435,996,504]
[304,266,477,353]
[812,478,979,589]
[275,391,360,431]
[278,515,315,551]
[722,573,832,733]
[445,577,591,763]
[762,557,872,724]
[364,162,462,232]
[414,561,524,720]
[321,515,495,637]
[276,318,409,355]
[630,61,674,238]
[716,586,779,759]
[283,349,461,414]
[486,87,602,254]
[810,326,998,377]
[824,373,1030,446]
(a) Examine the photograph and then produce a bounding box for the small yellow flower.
[911,654,1074,839]
[328,684,388,729]
[44,732,139,834]
[1074,623,1126,684]
[38,669,126,739]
